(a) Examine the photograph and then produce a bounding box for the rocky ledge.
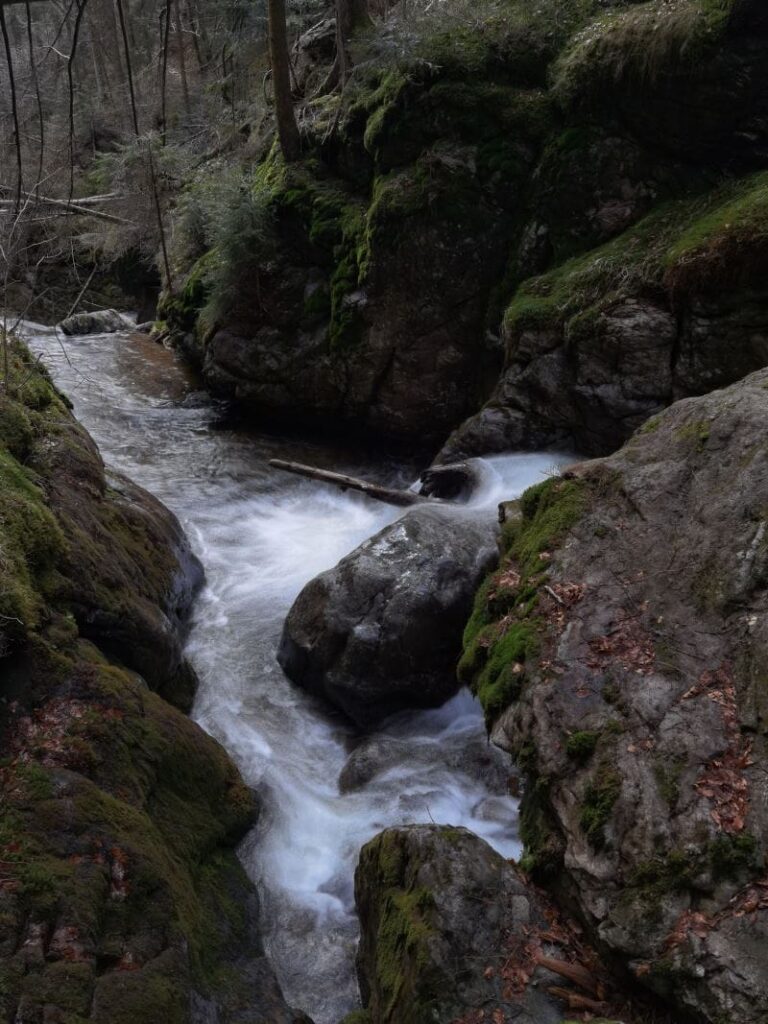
[460,367,768,1023]
[0,338,304,1024]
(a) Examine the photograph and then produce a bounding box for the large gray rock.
[462,367,768,1023]
[353,826,593,1024]
[59,308,134,335]
[278,506,499,728]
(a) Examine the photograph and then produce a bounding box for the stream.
[21,323,571,1023]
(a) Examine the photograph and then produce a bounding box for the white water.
[21,323,572,1022]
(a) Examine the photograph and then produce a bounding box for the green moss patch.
[566,730,600,763]
[580,762,622,848]
[358,831,440,1024]
[555,0,734,104]
[459,477,588,725]
[504,170,768,351]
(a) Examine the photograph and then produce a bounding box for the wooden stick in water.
[268,459,435,508]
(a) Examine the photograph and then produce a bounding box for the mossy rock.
[0,337,294,1023]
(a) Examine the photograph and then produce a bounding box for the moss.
[340,1013,373,1024]
[0,394,34,458]
[518,776,562,879]
[710,832,758,880]
[471,623,540,724]
[666,171,768,256]
[506,478,588,578]
[19,961,93,1018]
[505,171,768,351]
[555,0,733,106]
[691,556,726,612]
[14,763,54,800]
[0,445,67,640]
[627,849,698,898]
[407,0,604,88]
[459,477,588,726]
[360,839,438,1022]
[638,413,663,435]
[675,418,711,450]
[566,730,600,763]
[625,834,758,912]
[653,754,686,807]
[580,762,621,848]
[376,887,436,1017]
[87,967,187,1024]
[302,283,332,324]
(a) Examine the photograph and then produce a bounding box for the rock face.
[278,506,498,728]
[352,825,612,1024]
[0,338,303,1024]
[165,0,768,456]
[59,308,135,335]
[461,368,768,1023]
[438,249,768,462]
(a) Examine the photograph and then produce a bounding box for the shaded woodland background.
[0,0,332,313]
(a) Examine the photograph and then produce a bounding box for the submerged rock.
[418,459,485,501]
[278,506,499,729]
[353,826,585,1024]
[338,729,513,795]
[461,368,768,1023]
[58,308,135,335]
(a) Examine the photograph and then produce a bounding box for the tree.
[267,0,300,162]
[316,0,371,95]
[334,0,371,83]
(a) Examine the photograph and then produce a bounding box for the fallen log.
[268,459,435,508]
[0,188,134,226]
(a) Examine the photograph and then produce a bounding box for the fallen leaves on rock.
[587,611,655,674]
[450,869,672,1024]
[684,665,751,834]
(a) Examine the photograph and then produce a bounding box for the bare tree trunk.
[159,0,171,141]
[0,4,23,213]
[25,1,45,192]
[267,0,300,162]
[114,0,173,291]
[173,0,190,117]
[335,0,371,81]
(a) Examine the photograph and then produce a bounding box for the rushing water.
[21,322,572,1023]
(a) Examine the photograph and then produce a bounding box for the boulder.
[278,506,499,728]
[461,367,768,1023]
[58,308,135,335]
[353,825,626,1024]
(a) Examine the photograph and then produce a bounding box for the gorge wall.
[164,0,768,459]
